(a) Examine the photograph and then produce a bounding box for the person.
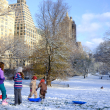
[14,67,24,105]
[38,79,47,99]
[0,62,8,105]
[28,76,37,99]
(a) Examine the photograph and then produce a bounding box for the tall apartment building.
[0,0,15,42]
[60,12,76,43]
[60,12,83,52]
[9,0,42,52]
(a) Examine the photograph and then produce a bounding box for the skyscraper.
[9,0,42,52]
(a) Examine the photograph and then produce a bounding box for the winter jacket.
[14,73,22,89]
[0,68,5,84]
[30,80,37,92]
[38,82,47,92]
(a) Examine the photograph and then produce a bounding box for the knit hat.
[16,67,22,73]
[40,79,45,83]
[32,76,37,80]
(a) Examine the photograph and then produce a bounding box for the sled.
[28,97,42,102]
[0,95,7,99]
[72,101,86,104]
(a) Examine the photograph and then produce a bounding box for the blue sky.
[8,0,110,52]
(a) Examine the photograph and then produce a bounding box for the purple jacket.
[0,68,5,84]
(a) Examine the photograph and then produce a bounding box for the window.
[17,4,20,6]
[1,28,3,31]
[17,24,19,27]
[17,32,19,35]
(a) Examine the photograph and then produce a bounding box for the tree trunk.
[46,55,51,86]
[84,74,85,78]
[46,70,51,86]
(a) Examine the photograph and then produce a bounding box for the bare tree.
[32,0,76,85]
[0,36,32,69]
[0,0,13,16]
[71,49,91,78]
[94,40,110,67]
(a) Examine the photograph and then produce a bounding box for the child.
[0,62,8,105]
[38,79,47,99]
[14,67,24,105]
[28,76,37,98]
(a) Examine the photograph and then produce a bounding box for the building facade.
[60,12,83,51]
[9,0,42,52]
[0,0,15,42]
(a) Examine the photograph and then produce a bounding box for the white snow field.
[0,74,110,110]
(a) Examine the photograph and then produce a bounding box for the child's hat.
[16,67,22,73]
[40,79,45,83]
[32,76,37,80]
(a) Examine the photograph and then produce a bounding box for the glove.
[36,87,38,91]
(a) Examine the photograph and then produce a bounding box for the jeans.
[14,89,22,105]
[0,83,6,100]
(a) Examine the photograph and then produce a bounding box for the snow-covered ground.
[0,74,110,110]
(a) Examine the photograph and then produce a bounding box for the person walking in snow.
[28,76,37,99]
[0,62,8,105]
[37,79,47,99]
[14,67,24,105]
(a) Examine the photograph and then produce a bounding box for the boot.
[2,99,8,105]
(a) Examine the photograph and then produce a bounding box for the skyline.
[7,0,110,52]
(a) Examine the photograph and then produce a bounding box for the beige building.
[0,0,15,42]
[60,13,83,52]
[9,0,42,52]
[60,12,76,43]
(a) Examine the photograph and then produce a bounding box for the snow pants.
[14,89,22,105]
[39,90,46,99]
[28,88,37,98]
[0,83,6,100]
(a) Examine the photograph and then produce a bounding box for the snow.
[0,74,110,110]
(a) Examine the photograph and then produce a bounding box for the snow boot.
[2,99,8,105]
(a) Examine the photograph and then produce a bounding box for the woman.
[0,62,8,105]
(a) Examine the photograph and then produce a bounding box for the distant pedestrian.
[37,79,47,99]
[0,62,8,105]
[28,76,37,99]
[101,86,103,89]
[14,67,24,105]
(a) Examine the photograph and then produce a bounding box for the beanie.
[32,76,37,80]
[40,79,45,83]
[16,67,22,73]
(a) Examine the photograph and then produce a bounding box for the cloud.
[84,38,104,50]
[78,22,101,32]
[92,38,104,44]
[77,12,110,33]
[101,12,110,19]
[105,22,110,26]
